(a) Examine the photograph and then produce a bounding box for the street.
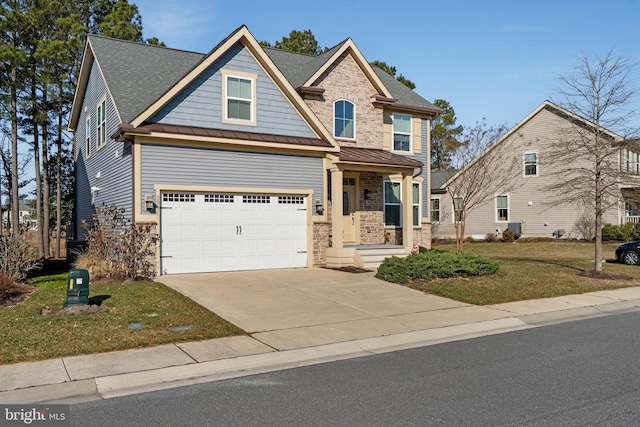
[70,310,640,426]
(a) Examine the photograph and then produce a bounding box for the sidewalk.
[2,286,640,404]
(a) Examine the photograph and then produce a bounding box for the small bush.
[502,229,515,242]
[465,236,475,243]
[602,223,640,242]
[75,203,157,280]
[375,250,500,284]
[0,234,42,281]
[485,233,497,242]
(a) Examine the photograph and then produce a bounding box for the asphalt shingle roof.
[88,35,204,123]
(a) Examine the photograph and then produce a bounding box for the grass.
[0,270,243,364]
[409,241,640,305]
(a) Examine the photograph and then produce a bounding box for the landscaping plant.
[75,203,157,280]
[376,250,500,284]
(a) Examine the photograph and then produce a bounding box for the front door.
[343,182,357,242]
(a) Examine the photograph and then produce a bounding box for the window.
[430,198,440,222]
[85,116,91,157]
[524,152,537,176]
[97,99,106,149]
[412,183,420,227]
[226,76,253,121]
[334,100,355,139]
[496,195,509,222]
[393,113,412,152]
[384,181,401,226]
[453,197,463,222]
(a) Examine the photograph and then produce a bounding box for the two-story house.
[431,100,640,240]
[68,25,440,274]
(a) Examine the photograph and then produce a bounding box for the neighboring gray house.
[68,25,440,274]
[431,101,639,240]
[2,199,37,230]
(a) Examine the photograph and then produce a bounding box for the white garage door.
[160,192,307,274]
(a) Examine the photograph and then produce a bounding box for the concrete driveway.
[158,268,512,350]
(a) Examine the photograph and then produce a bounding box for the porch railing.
[623,215,640,224]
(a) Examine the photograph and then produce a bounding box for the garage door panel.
[161,192,307,274]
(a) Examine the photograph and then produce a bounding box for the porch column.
[402,172,413,250]
[331,167,343,249]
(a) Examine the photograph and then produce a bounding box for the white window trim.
[430,196,441,223]
[392,113,413,154]
[496,194,509,223]
[96,97,106,150]
[523,151,538,177]
[384,180,401,228]
[221,69,257,126]
[412,181,421,228]
[85,115,91,158]
[333,99,356,140]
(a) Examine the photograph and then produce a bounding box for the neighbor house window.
[496,195,509,222]
[96,99,106,149]
[393,113,412,152]
[412,182,420,227]
[453,197,463,222]
[384,181,401,226]
[430,198,440,222]
[524,152,537,176]
[226,75,253,121]
[85,116,91,157]
[334,99,355,139]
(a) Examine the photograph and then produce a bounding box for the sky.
[134,0,640,131]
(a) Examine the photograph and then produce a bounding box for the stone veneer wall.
[313,222,330,267]
[358,172,384,244]
[305,52,383,149]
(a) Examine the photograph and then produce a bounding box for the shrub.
[75,203,157,280]
[0,234,42,281]
[574,211,596,240]
[502,229,515,242]
[602,223,640,242]
[485,233,497,242]
[375,250,500,284]
[465,236,475,243]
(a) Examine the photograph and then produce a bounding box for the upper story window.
[524,152,538,176]
[222,70,256,125]
[624,149,640,174]
[96,99,106,149]
[453,197,463,222]
[524,153,538,176]
[393,113,412,152]
[85,116,91,157]
[496,195,509,222]
[334,99,355,139]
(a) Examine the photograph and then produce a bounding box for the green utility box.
[63,269,90,308]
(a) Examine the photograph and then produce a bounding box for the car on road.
[615,241,640,265]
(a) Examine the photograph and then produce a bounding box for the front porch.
[327,244,410,270]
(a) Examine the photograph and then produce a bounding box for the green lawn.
[1,271,243,364]
[410,241,640,305]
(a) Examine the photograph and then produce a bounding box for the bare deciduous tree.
[548,50,639,273]
[443,119,519,252]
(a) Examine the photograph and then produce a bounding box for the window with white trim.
[393,113,412,152]
[334,99,355,139]
[430,198,440,222]
[384,181,401,226]
[96,99,106,149]
[85,116,91,157]
[524,152,537,176]
[412,182,420,227]
[496,195,509,222]
[226,75,253,121]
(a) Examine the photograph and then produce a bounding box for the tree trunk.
[42,90,51,258]
[55,81,63,258]
[31,80,44,257]
[10,66,19,237]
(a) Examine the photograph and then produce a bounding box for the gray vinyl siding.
[139,143,324,215]
[150,43,317,139]
[74,60,132,239]
[434,108,619,239]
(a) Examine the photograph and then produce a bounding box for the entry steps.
[348,245,410,270]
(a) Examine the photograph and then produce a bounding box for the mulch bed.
[0,282,36,309]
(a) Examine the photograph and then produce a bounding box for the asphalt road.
[70,310,640,426]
